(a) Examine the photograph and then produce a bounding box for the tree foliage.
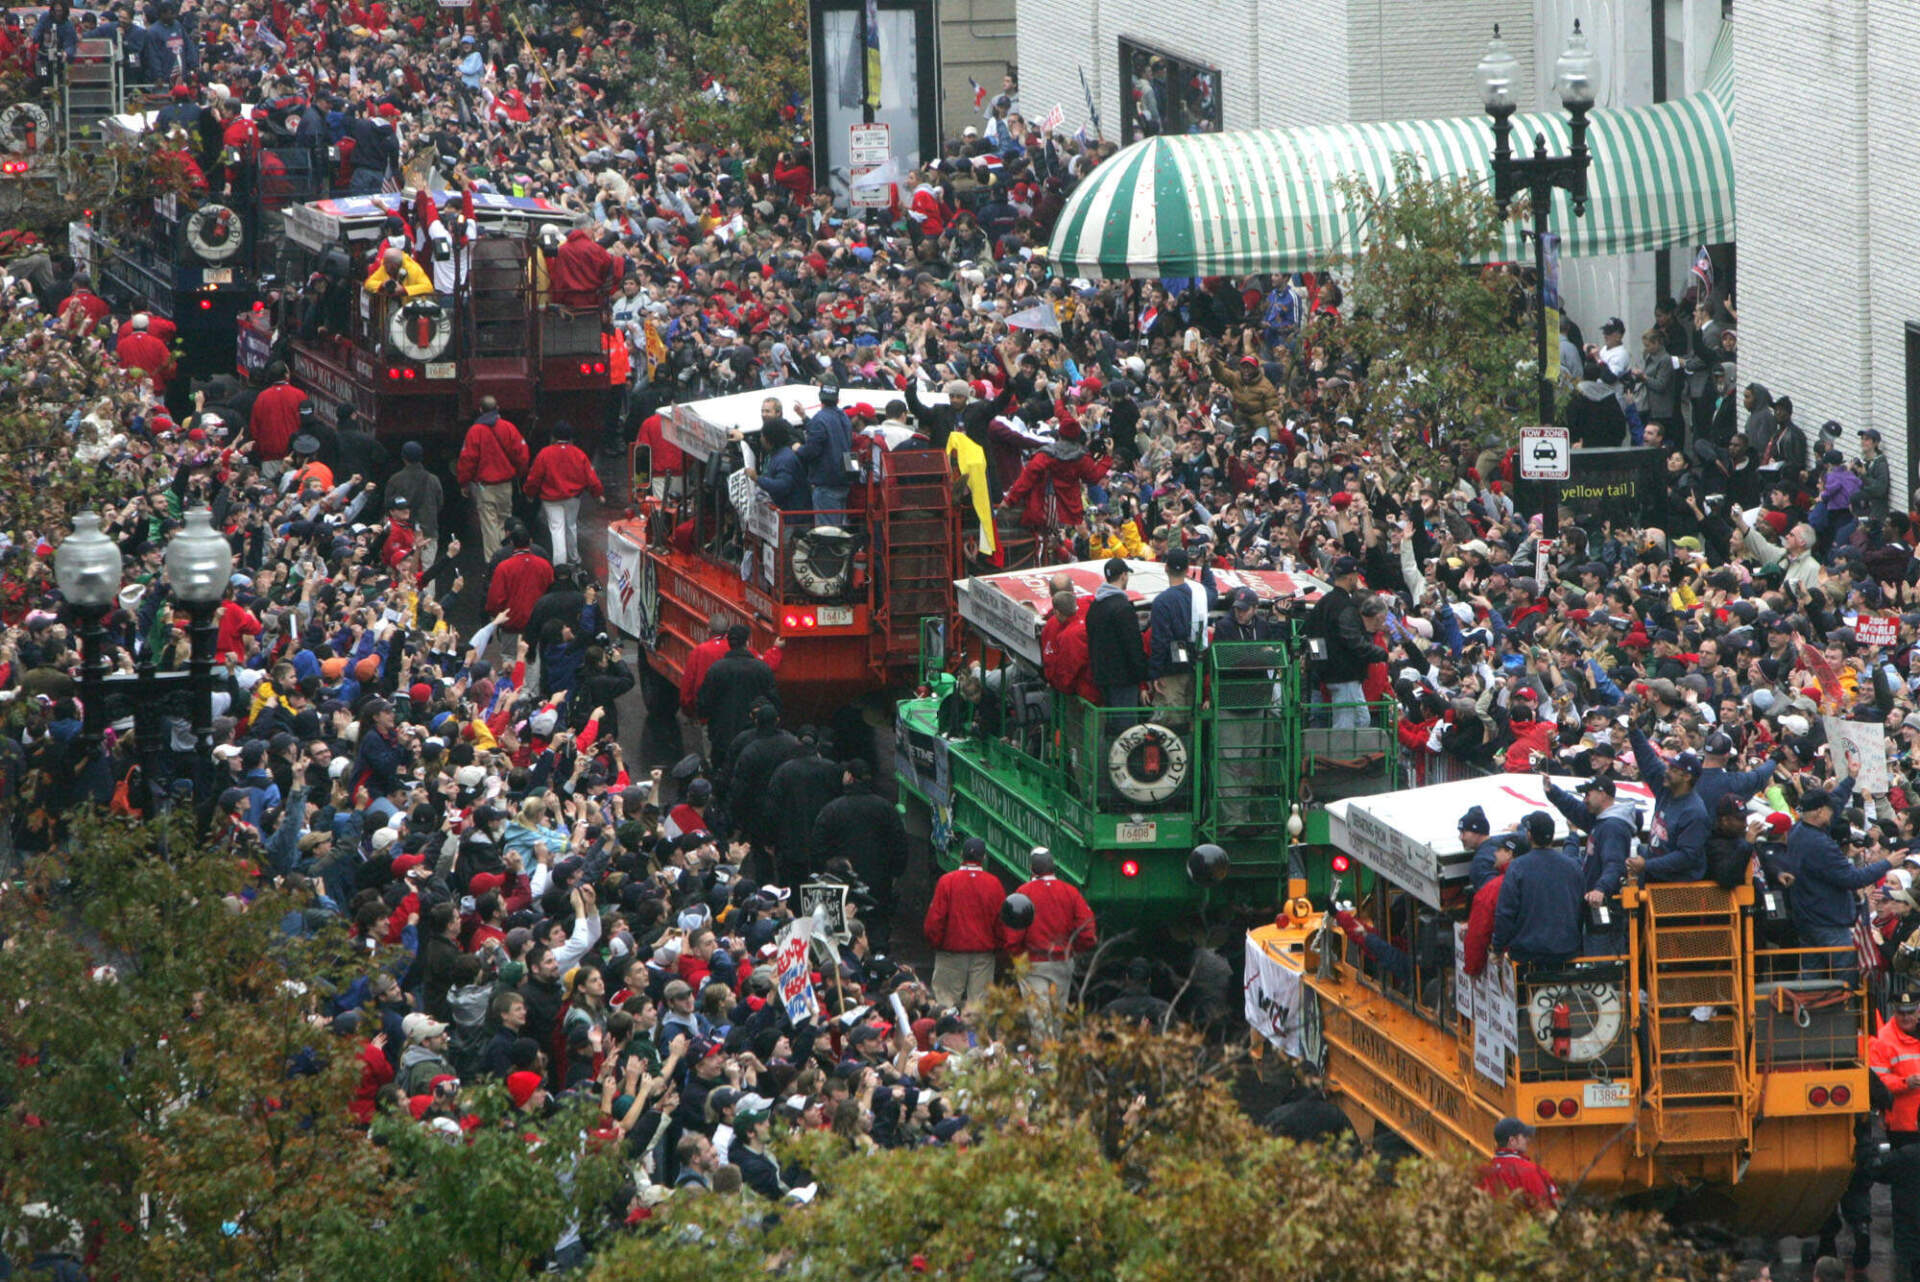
[0,814,618,1278]
[1330,153,1536,485]
[588,999,1723,1282]
[604,0,810,155]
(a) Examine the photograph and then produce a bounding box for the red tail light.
[782,610,815,629]
[387,368,400,380]
[1557,1098,1578,1118]
[578,362,591,374]
[198,299,212,310]
[401,367,416,380]
[1330,854,1351,874]
[1809,1086,1830,1107]
[1119,860,1141,878]
[1535,1099,1557,1120]
[593,361,606,374]
[1830,1084,1851,1106]
[252,301,265,312]
[0,159,28,175]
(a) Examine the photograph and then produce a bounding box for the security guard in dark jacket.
[810,758,907,950]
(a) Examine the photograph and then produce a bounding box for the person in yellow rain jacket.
[1088,511,1145,560]
[364,247,434,298]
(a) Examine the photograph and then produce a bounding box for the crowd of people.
[1,0,1919,1273]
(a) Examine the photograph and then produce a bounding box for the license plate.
[425,361,455,380]
[1116,821,1157,843]
[817,605,853,627]
[202,268,230,285]
[1583,1081,1630,1110]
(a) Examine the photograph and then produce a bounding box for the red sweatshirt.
[524,442,605,502]
[924,862,1005,954]
[1002,874,1095,959]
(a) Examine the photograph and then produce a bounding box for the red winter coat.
[771,159,813,203]
[636,413,685,475]
[250,382,308,461]
[457,413,529,486]
[1003,440,1111,531]
[1002,874,1095,959]
[215,599,262,661]
[1502,715,1553,772]
[1477,1152,1560,1209]
[485,548,554,631]
[1462,872,1504,977]
[924,862,1005,954]
[117,330,175,391]
[350,1038,395,1123]
[1041,616,1099,702]
[524,441,604,502]
[549,229,616,308]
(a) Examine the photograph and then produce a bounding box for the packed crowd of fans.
[2,0,1918,1271]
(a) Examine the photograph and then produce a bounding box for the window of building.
[1118,39,1221,144]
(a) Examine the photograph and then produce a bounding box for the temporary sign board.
[957,560,1330,669]
[848,122,892,210]
[1519,426,1571,481]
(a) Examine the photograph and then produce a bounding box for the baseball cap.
[1895,988,1920,1013]
[402,1012,448,1042]
[1583,777,1616,796]
[1164,547,1190,572]
[1493,1116,1536,1145]
[1330,554,1360,576]
[1704,731,1734,756]
[1669,752,1704,778]
[1458,805,1489,835]
[1799,788,1834,813]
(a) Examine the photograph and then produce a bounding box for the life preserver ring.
[0,102,50,152]
[791,526,854,599]
[184,203,243,262]
[1107,721,1189,805]
[1529,981,1625,1063]
[387,298,452,363]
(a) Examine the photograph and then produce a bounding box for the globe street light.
[55,507,231,818]
[1478,21,1596,537]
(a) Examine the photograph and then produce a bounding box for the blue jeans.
[810,485,849,525]
[1326,680,1368,729]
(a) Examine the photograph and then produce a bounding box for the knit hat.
[506,1070,543,1107]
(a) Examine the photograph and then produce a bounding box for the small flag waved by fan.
[1690,246,1714,295]
[969,75,986,111]
[1039,103,1065,134]
[1005,298,1062,335]
[379,167,400,196]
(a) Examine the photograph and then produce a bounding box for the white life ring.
[387,298,452,363]
[790,526,854,598]
[0,102,51,152]
[184,203,243,262]
[1529,981,1625,1063]
[1107,721,1190,805]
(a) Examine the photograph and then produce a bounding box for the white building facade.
[1733,0,1919,503]
[1016,0,1729,398]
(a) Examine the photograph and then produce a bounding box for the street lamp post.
[1478,21,1597,537]
[54,508,233,817]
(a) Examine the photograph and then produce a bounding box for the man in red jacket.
[484,528,554,633]
[116,312,177,395]
[549,227,617,309]
[1477,1116,1560,1209]
[523,420,603,568]
[1039,591,1099,703]
[1001,421,1111,532]
[249,362,308,478]
[1003,847,1095,1029]
[456,397,528,559]
[924,836,1006,1011]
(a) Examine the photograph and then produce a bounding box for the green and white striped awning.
[1049,22,1735,279]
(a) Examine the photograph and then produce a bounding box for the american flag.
[379,166,400,196]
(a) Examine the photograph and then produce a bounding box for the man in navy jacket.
[1625,727,1708,882]
[1492,811,1585,966]
[1788,783,1888,979]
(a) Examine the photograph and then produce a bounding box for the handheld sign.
[774,916,817,1023]
[798,878,852,944]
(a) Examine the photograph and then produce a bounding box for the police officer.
[1872,986,1920,1281]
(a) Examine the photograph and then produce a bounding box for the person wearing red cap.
[506,1069,548,1112]
[1206,339,1280,424]
[1000,419,1111,536]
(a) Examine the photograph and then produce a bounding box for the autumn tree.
[0,812,621,1279]
[585,1002,1724,1282]
[1328,153,1536,486]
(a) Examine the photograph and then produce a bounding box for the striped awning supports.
[1048,21,1736,280]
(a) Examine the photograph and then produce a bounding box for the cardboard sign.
[798,879,851,944]
[774,916,817,1023]
[1855,613,1899,648]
